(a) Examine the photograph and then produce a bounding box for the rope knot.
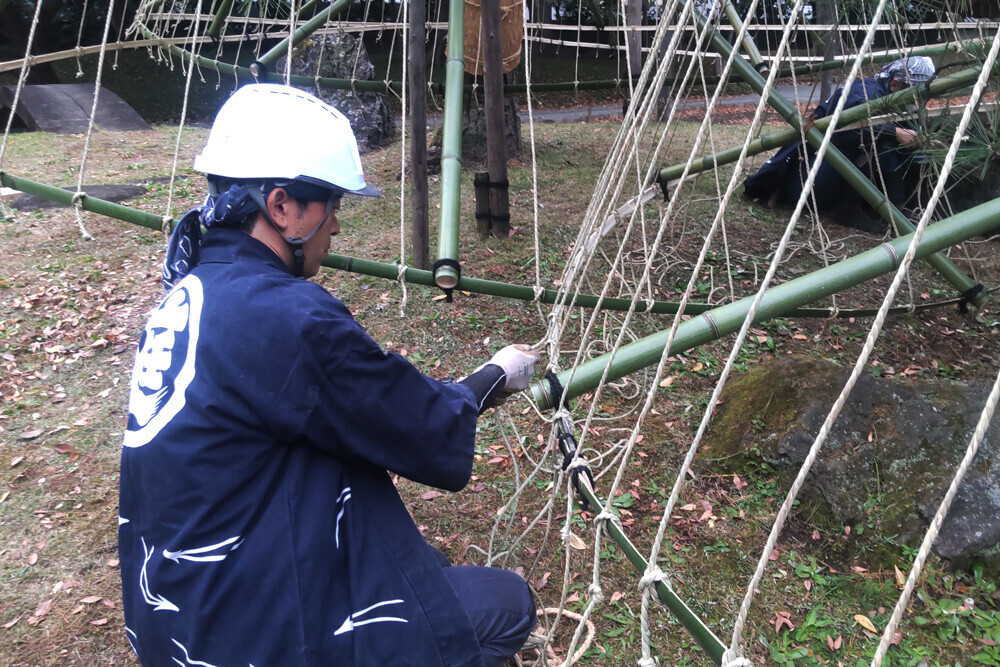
[587,582,604,603]
[532,285,546,302]
[71,191,86,207]
[638,566,670,593]
[637,658,658,667]
[593,508,622,533]
[721,648,753,667]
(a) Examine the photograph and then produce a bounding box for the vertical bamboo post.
[435,0,466,290]
[409,0,430,269]
[482,0,511,238]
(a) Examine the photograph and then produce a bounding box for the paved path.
[418,84,823,126]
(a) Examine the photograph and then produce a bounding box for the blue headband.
[162,184,261,291]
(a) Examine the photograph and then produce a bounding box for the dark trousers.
[442,565,536,667]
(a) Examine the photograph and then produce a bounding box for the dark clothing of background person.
[744,77,913,213]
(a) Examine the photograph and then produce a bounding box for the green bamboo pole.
[249,0,352,76]
[2,170,971,321]
[722,0,764,68]
[531,196,1000,409]
[206,0,235,39]
[434,0,466,290]
[570,458,728,663]
[657,65,982,184]
[689,3,986,309]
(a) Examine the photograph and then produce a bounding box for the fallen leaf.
[27,553,37,565]
[768,548,780,561]
[611,591,623,602]
[2,615,21,629]
[827,634,842,650]
[732,475,748,491]
[90,618,108,626]
[812,530,821,540]
[679,503,697,511]
[980,637,999,647]
[52,443,80,460]
[691,362,704,372]
[106,559,119,568]
[19,430,41,440]
[0,490,8,504]
[793,334,809,340]
[532,571,550,589]
[10,456,24,468]
[568,532,587,550]
[854,614,877,633]
[894,565,906,587]
[658,376,675,388]
[773,611,794,632]
[420,491,443,500]
[80,596,102,604]
[34,599,52,619]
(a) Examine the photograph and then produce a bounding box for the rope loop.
[587,582,604,604]
[593,508,622,533]
[637,658,658,667]
[532,285,546,302]
[71,191,86,207]
[161,215,174,236]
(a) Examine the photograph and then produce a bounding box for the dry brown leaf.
[691,362,704,372]
[19,430,41,440]
[610,591,623,602]
[568,532,587,550]
[658,376,675,388]
[732,475,748,491]
[854,614,877,633]
[90,618,108,626]
[10,456,24,468]
[80,596,102,604]
[27,553,37,565]
[34,599,52,619]
[679,503,697,511]
[2,616,21,629]
[419,491,443,500]
[0,490,8,504]
[894,565,906,588]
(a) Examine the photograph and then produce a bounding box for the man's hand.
[488,344,541,392]
[895,127,918,146]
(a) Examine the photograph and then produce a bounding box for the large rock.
[701,355,1000,573]
[279,33,395,152]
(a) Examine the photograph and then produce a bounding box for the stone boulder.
[279,33,396,152]
[700,355,1000,573]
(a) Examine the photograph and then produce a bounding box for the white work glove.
[488,344,541,392]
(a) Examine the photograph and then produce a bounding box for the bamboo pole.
[656,65,983,184]
[690,4,986,308]
[206,0,235,39]
[530,196,1000,409]
[248,0,352,76]
[1,169,972,322]
[434,0,466,290]
[722,0,764,69]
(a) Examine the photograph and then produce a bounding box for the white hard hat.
[194,84,380,197]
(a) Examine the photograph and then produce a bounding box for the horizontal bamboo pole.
[657,65,983,184]
[1,170,969,321]
[531,195,1000,409]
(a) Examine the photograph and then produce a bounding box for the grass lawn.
[1,112,999,666]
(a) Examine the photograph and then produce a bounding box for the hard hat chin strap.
[247,185,332,278]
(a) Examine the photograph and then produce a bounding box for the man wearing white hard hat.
[744,57,936,230]
[120,84,538,666]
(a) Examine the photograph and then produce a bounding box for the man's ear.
[265,187,295,233]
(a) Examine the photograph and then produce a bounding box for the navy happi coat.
[120,228,484,666]
[743,77,896,204]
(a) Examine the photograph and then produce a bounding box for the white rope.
[71,0,120,241]
[868,27,1000,667]
[0,0,45,172]
[165,0,203,222]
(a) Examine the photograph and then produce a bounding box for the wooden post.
[481,0,511,238]
[409,0,430,269]
[474,171,492,236]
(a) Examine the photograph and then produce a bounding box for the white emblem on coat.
[139,537,179,612]
[170,638,255,667]
[334,599,408,636]
[163,535,244,563]
[124,276,204,448]
[334,487,351,549]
